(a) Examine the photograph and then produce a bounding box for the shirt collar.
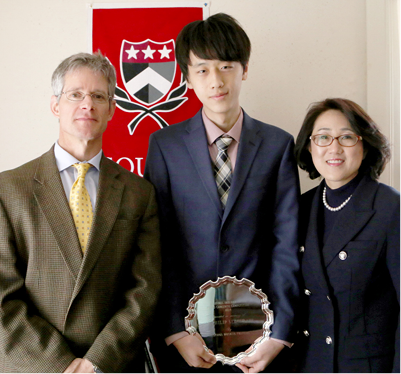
[202,109,243,145]
[54,141,102,172]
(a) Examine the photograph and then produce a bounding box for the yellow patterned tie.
[69,163,93,253]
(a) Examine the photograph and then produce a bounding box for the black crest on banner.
[115,39,188,135]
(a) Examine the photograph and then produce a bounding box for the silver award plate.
[185,276,273,365]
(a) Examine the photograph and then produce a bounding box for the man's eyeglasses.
[310,134,362,147]
[60,90,112,104]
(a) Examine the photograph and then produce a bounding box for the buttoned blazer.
[297,175,400,372]
[144,109,301,342]
[0,146,161,373]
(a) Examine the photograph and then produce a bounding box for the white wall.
[0,0,398,192]
[366,0,400,190]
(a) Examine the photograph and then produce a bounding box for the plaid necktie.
[214,136,233,207]
[69,163,93,253]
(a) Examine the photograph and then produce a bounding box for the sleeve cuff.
[270,337,293,348]
[165,331,189,346]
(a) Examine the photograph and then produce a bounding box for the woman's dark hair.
[175,13,251,81]
[294,98,391,180]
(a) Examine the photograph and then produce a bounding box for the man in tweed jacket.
[0,53,161,372]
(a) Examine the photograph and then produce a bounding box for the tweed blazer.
[0,146,161,373]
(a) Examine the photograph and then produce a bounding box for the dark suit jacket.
[0,146,161,373]
[297,175,400,372]
[144,110,300,345]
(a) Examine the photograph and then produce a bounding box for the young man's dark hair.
[176,12,251,81]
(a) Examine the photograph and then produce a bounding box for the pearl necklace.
[323,187,352,212]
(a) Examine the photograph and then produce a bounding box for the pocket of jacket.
[112,218,139,231]
[344,332,395,358]
[344,240,378,251]
[242,175,267,191]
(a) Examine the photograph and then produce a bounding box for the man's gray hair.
[51,52,116,99]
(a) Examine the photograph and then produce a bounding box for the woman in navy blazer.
[294,98,399,372]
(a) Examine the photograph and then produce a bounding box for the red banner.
[90,3,208,176]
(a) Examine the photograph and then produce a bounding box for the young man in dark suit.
[144,13,300,373]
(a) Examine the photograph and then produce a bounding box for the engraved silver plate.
[185,276,274,365]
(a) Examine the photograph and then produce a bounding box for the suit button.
[326,336,333,344]
[327,295,331,301]
[299,246,305,253]
[303,330,309,336]
[220,245,230,253]
[339,251,348,260]
[304,289,312,296]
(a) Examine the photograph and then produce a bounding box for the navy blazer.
[298,175,400,372]
[144,109,301,344]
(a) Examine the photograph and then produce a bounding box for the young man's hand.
[173,333,217,368]
[236,338,284,373]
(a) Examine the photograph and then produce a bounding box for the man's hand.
[236,338,284,373]
[63,358,94,373]
[173,333,217,368]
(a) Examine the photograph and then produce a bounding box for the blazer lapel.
[183,112,222,218]
[303,183,331,295]
[33,147,82,280]
[71,156,125,300]
[222,111,262,222]
[322,175,377,267]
